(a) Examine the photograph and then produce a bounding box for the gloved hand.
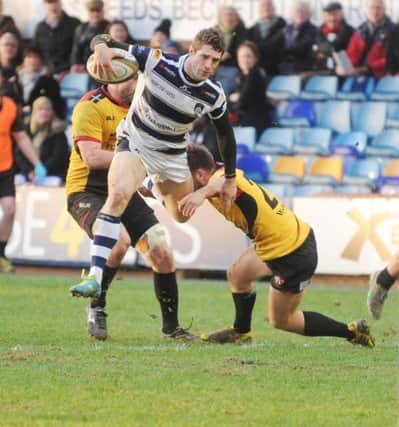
[34,163,47,184]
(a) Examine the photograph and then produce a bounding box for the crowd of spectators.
[0,0,398,186]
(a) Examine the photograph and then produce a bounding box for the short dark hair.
[187,144,216,173]
[192,28,225,53]
[23,46,44,60]
[237,40,259,60]
[323,2,343,12]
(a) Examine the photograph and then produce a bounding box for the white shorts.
[116,118,191,184]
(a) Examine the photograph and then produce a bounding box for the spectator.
[17,47,64,118]
[105,19,135,44]
[246,0,286,76]
[150,19,171,49]
[313,2,354,72]
[0,0,21,38]
[15,96,69,182]
[0,32,23,104]
[162,40,182,55]
[228,41,273,138]
[340,0,394,79]
[385,23,399,75]
[189,116,221,162]
[214,6,247,95]
[0,70,47,273]
[275,1,317,74]
[70,0,109,73]
[33,0,80,76]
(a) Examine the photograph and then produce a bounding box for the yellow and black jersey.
[65,86,129,196]
[208,169,310,261]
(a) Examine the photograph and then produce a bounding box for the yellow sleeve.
[71,100,103,144]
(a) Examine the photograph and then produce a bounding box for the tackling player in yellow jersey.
[180,144,375,348]
[66,76,197,341]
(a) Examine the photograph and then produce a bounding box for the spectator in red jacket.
[338,0,394,79]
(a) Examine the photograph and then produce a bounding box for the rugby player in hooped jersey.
[179,144,375,348]
[70,28,237,299]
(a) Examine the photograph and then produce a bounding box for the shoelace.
[95,310,107,329]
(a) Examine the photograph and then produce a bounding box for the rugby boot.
[347,320,375,348]
[0,256,15,273]
[162,327,199,342]
[367,271,388,320]
[70,271,101,298]
[87,305,107,340]
[201,326,253,344]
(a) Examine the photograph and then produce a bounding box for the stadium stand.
[236,153,269,183]
[255,127,294,154]
[266,75,301,100]
[293,127,332,155]
[300,75,338,101]
[329,131,368,157]
[370,76,399,101]
[268,155,305,184]
[302,156,343,186]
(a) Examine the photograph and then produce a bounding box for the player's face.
[113,77,138,105]
[187,44,222,81]
[192,168,212,190]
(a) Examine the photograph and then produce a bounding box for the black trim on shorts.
[0,171,15,198]
[265,228,318,293]
[67,191,158,247]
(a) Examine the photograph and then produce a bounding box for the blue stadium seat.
[262,183,294,199]
[386,102,399,128]
[61,73,90,121]
[334,185,372,194]
[233,126,257,151]
[336,76,375,101]
[278,100,316,127]
[266,75,301,100]
[237,153,269,183]
[293,127,332,155]
[316,100,351,133]
[300,75,338,100]
[293,184,333,197]
[255,127,294,154]
[60,72,90,98]
[342,158,381,188]
[370,76,399,101]
[351,101,386,137]
[329,131,367,157]
[365,129,399,157]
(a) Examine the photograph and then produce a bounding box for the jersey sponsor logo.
[151,78,176,99]
[105,115,115,121]
[200,88,218,100]
[194,103,205,116]
[271,275,286,288]
[137,104,187,134]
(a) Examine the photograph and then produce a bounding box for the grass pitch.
[0,273,398,427]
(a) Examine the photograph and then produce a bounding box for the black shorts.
[266,228,318,294]
[67,191,158,247]
[0,172,15,198]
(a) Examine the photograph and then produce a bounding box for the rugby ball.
[86,47,139,84]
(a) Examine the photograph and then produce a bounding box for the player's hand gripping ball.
[86,48,139,84]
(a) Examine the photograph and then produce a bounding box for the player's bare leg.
[201,247,267,343]
[136,225,198,341]
[70,151,146,298]
[0,196,16,273]
[155,178,193,223]
[368,251,399,319]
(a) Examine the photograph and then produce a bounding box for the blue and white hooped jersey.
[126,45,227,150]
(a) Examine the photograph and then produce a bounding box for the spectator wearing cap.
[150,19,171,49]
[246,0,286,76]
[274,1,317,74]
[17,47,65,118]
[340,0,394,78]
[33,0,80,75]
[70,0,109,74]
[313,2,354,72]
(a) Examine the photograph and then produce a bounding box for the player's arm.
[77,140,114,169]
[211,111,237,211]
[178,176,224,218]
[12,111,47,181]
[90,34,150,79]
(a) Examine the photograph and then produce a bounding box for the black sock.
[153,272,179,334]
[0,241,6,257]
[232,291,256,333]
[303,311,354,339]
[377,267,396,290]
[91,265,118,309]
